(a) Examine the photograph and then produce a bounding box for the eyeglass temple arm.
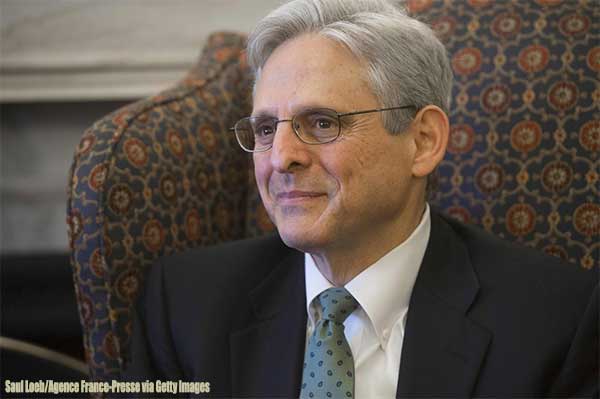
[338,105,416,117]
[229,106,416,129]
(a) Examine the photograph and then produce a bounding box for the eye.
[306,112,338,131]
[253,119,275,137]
[257,125,274,136]
[317,119,333,129]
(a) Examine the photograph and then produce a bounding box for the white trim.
[0,0,284,103]
[0,64,191,102]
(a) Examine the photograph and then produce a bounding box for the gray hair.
[247,0,453,134]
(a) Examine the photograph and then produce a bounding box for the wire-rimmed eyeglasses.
[229,105,416,153]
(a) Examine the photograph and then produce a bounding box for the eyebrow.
[250,110,277,119]
[251,103,347,118]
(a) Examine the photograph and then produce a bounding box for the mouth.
[275,190,326,204]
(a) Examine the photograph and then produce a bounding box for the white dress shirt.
[304,204,431,399]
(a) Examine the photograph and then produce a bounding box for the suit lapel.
[229,211,492,397]
[397,211,492,397]
[230,249,307,398]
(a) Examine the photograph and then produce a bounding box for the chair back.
[413,0,598,269]
[67,32,272,380]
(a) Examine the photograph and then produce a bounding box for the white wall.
[1,0,283,101]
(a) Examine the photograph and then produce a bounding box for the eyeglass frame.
[229,105,417,153]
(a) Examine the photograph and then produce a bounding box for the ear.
[410,105,449,177]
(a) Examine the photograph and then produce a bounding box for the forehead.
[253,34,377,113]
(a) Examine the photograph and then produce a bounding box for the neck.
[310,202,426,286]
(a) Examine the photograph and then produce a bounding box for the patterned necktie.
[300,287,359,399]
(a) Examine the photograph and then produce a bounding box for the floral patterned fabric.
[68,0,598,383]
[411,0,598,269]
[67,32,270,382]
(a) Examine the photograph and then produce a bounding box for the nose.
[269,119,312,172]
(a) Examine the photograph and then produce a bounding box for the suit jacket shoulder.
[404,210,598,396]
[440,210,597,319]
[123,233,304,396]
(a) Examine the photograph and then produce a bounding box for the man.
[124,0,598,397]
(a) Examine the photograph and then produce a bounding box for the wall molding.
[1,62,191,102]
[0,0,281,102]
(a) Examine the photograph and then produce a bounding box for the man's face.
[252,34,422,255]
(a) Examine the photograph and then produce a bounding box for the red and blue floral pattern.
[67,33,271,382]
[411,0,598,269]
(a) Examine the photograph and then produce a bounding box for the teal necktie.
[300,287,359,399]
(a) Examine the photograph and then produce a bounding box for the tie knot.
[317,287,359,323]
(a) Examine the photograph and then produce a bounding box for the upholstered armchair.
[67,0,598,382]
[67,32,272,381]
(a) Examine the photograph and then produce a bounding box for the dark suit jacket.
[124,210,598,397]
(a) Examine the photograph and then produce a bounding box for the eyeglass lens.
[234,108,341,151]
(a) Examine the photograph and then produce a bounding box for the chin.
[268,203,333,251]
[275,223,329,253]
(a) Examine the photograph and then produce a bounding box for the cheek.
[332,136,380,177]
[329,138,407,201]
[320,143,373,201]
[253,157,271,194]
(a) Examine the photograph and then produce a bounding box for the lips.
[275,190,325,201]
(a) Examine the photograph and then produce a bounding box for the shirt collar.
[304,204,431,345]
[305,252,334,326]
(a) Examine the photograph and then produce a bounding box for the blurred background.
[0,0,281,382]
